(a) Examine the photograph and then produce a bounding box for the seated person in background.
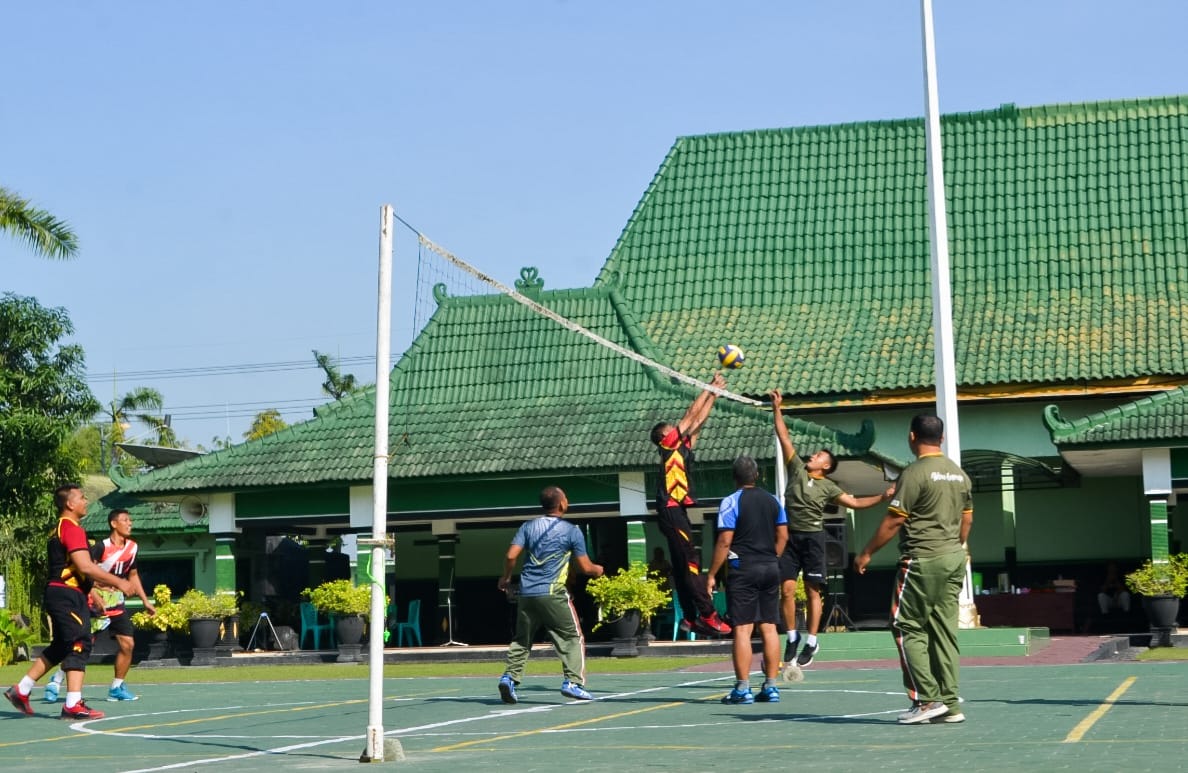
[648,547,673,593]
[1098,562,1131,615]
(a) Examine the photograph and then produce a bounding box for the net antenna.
[401,219,762,408]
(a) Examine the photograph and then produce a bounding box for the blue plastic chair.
[396,599,423,647]
[299,602,334,650]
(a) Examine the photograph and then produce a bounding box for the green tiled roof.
[116,283,873,494]
[597,96,1188,397]
[117,94,1188,495]
[83,481,206,535]
[1043,386,1188,447]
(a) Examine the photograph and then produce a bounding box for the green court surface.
[2,661,1185,772]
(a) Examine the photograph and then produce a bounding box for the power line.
[84,354,392,383]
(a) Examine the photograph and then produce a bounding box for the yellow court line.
[1063,676,1136,743]
[433,701,686,753]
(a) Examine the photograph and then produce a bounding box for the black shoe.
[796,641,820,667]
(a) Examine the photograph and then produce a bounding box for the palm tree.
[0,185,78,259]
[103,387,165,448]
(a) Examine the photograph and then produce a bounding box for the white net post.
[362,204,393,762]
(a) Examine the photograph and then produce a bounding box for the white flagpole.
[921,1,975,627]
[921,0,961,462]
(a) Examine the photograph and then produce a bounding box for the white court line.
[101,676,902,771]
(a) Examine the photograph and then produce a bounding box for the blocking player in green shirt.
[770,390,894,667]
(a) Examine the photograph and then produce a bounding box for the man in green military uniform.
[854,414,973,725]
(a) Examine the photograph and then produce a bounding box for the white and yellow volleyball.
[716,344,745,369]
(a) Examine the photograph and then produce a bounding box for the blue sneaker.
[107,684,138,702]
[560,681,593,700]
[722,686,754,705]
[44,680,60,703]
[755,684,780,703]
[497,675,518,705]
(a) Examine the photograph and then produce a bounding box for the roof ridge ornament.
[514,266,544,297]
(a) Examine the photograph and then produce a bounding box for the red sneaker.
[694,611,732,636]
[60,699,105,720]
[5,685,33,716]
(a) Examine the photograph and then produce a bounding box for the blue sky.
[5,1,1186,447]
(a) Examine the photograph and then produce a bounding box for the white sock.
[112,678,124,689]
[51,671,65,685]
[18,676,35,695]
[806,634,818,647]
[65,691,81,708]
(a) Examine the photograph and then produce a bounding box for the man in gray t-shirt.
[496,486,604,705]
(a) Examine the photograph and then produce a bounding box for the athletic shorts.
[725,561,780,626]
[41,584,93,671]
[779,531,827,585]
[106,606,135,637]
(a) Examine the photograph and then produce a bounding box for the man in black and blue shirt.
[708,455,787,704]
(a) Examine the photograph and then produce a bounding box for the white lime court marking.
[1063,676,1136,743]
[98,675,906,770]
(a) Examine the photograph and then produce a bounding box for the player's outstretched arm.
[769,389,795,463]
[681,372,727,445]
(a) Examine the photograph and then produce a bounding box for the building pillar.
[1143,448,1173,560]
[1149,498,1170,561]
[619,471,650,566]
[213,535,238,597]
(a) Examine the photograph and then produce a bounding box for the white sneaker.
[932,711,965,724]
[898,701,948,724]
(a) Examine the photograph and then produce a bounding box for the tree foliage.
[0,186,78,260]
[0,294,98,606]
[313,349,359,400]
[245,409,288,441]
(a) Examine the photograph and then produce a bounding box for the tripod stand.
[822,592,857,632]
[441,592,467,646]
[245,611,289,651]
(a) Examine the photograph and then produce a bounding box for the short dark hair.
[540,485,565,512]
[108,508,130,527]
[818,448,839,475]
[732,455,759,485]
[53,483,81,512]
[649,422,671,446]
[910,414,945,444]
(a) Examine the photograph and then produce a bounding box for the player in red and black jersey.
[649,371,732,637]
[5,484,133,720]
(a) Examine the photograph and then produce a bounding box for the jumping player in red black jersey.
[5,484,133,720]
[650,371,732,637]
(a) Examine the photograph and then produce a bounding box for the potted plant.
[132,584,189,658]
[585,562,672,641]
[303,580,373,646]
[175,588,239,649]
[1126,553,1183,645]
[1124,553,1188,642]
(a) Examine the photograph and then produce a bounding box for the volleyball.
[717,344,745,369]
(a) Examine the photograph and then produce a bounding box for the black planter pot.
[190,618,223,649]
[335,614,366,646]
[145,630,170,660]
[609,610,642,658]
[1143,595,1181,631]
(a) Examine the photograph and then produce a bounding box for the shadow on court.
[1,661,1186,772]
